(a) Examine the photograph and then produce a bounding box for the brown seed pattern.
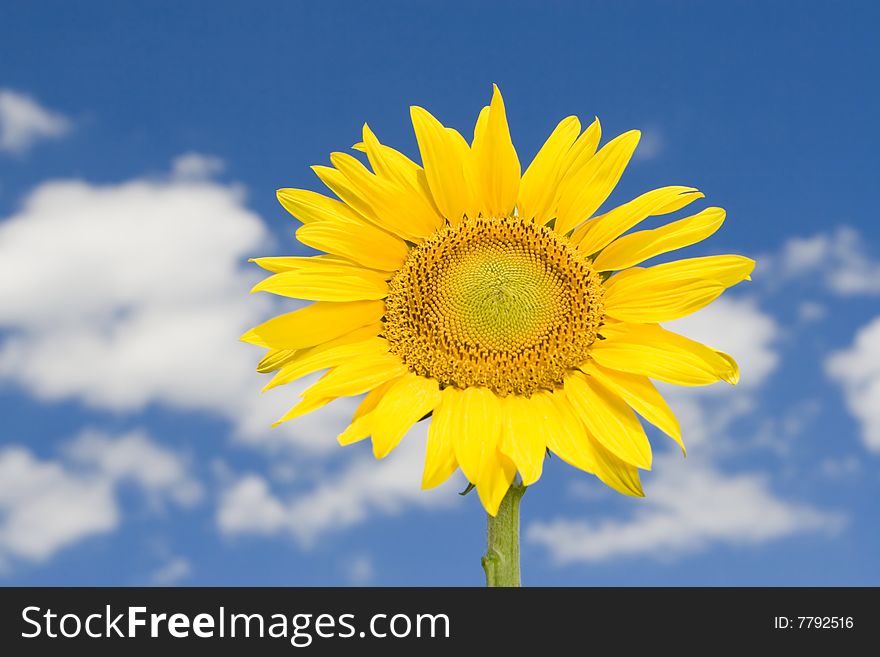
[384,216,605,396]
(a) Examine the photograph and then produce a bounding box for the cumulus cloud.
[150,556,192,585]
[749,399,823,457]
[0,166,352,451]
[0,448,117,568]
[217,427,458,547]
[0,89,71,154]
[761,226,880,295]
[171,152,226,181]
[343,554,375,585]
[818,455,861,479]
[527,456,843,564]
[0,430,199,570]
[797,301,826,323]
[217,475,288,536]
[632,127,664,161]
[65,430,203,507]
[826,316,880,451]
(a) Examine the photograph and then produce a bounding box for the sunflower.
[243,85,753,516]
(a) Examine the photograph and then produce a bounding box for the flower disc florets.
[384,216,605,396]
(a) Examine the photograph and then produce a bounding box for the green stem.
[482,483,525,587]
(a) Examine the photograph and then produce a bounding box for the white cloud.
[762,226,880,295]
[0,447,117,568]
[0,429,199,570]
[632,127,663,161]
[527,455,842,565]
[171,153,226,181]
[826,316,880,451]
[65,430,203,507]
[797,301,826,323]
[344,554,375,585]
[217,427,458,547]
[217,475,288,536]
[150,556,192,585]
[772,232,826,275]
[819,455,861,479]
[0,167,350,451]
[0,89,71,154]
[749,398,822,456]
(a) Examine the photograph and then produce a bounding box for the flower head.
[244,85,754,515]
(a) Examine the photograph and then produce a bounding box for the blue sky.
[1,1,878,585]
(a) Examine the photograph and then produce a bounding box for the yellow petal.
[370,374,442,459]
[327,152,441,241]
[470,85,521,217]
[544,391,596,473]
[276,188,362,225]
[546,392,643,496]
[354,378,397,421]
[600,268,644,294]
[447,387,502,484]
[251,260,389,302]
[472,105,490,145]
[273,393,334,427]
[564,371,652,470]
[300,351,407,400]
[603,255,755,323]
[422,388,460,489]
[296,221,408,272]
[280,361,401,430]
[476,449,517,517]
[590,322,739,386]
[555,130,641,235]
[337,413,373,446]
[241,300,384,349]
[410,105,477,223]
[312,164,382,226]
[337,378,400,446]
[606,281,726,324]
[517,115,580,224]
[596,316,627,337]
[582,361,684,453]
[630,254,756,288]
[361,124,420,186]
[262,328,385,392]
[499,394,548,486]
[593,207,726,271]
[249,255,355,274]
[571,186,704,255]
[256,348,298,373]
[558,117,601,182]
[445,126,483,220]
[361,125,443,222]
[583,429,645,497]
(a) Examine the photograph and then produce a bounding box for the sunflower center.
[384,216,605,396]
